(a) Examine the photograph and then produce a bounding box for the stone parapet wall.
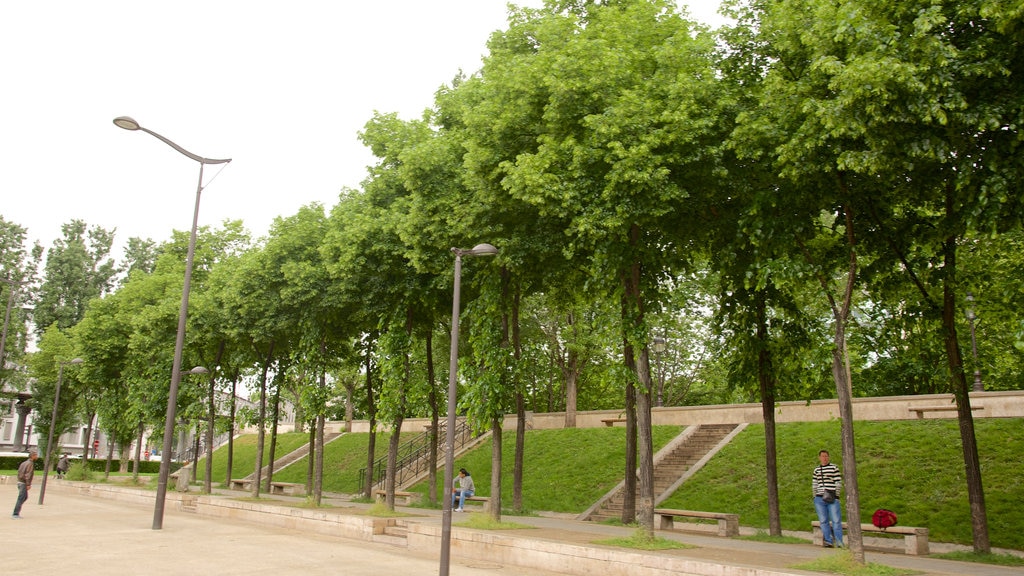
[311,390,1023,435]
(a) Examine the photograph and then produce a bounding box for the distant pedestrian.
[451,468,475,512]
[12,449,38,519]
[56,453,70,479]
[812,449,843,547]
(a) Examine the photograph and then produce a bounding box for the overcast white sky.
[2,1,726,259]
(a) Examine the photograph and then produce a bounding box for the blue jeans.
[452,489,473,509]
[814,495,843,546]
[13,482,28,516]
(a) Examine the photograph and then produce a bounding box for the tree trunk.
[512,286,525,514]
[252,340,275,498]
[314,412,325,505]
[204,340,225,493]
[563,311,580,429]
[426,330,439,506]
[132,422,144,481]
[831,202,864,562]
[490,416,503,521]
[941,232,990,553]
[306,422,316,497]
[265,379,281,491]
[636,345,655,537]
[362,341,377,499]
[621,349,637,525]
[226,374,237,485]
[385,415,403,510]
[756,295,782,536]
[191,424,200,483]
[104,440,114,479]
[81,411,95,467]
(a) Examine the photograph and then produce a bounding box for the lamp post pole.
[38,357,83,504]
[113,116,230,529]
[440,243,498,576]
[652,336,666,407]
[965,292,983,392]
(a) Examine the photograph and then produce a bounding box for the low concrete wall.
[53,482,387,541]
[404,521,799,576]
[310,390,1023,434]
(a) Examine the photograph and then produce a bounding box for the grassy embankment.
[193,418,1022,551]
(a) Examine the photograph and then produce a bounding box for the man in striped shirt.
[812,449,843,547]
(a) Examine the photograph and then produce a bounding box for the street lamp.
[440,243,498,576]
[114,116,230,530]
[652,336,667,407]
[38,357,83,505]
[965,292,983,392]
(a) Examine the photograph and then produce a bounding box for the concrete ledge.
[404,522,801,576]
[53,482,387,541]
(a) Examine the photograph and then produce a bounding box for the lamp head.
[113,116,141,131]
[467,243,499,257]
[67,358,84,366]
[652,336,667,354]
[187,366,210,375]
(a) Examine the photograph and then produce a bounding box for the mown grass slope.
[203,418,1022,550]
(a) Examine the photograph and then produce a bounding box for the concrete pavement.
[3,480,1020,576]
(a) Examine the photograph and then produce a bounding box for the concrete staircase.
[373,518,411,547]
[240,431,344,482]
[582,423,745,522]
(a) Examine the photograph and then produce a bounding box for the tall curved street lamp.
[114,116,230,530]
[440,243,498,576]
[38,357,83,505]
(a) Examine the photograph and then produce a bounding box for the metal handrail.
[359,418,476,492]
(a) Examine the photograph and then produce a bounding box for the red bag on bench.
[871,508,897,530]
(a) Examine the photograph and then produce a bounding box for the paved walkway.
[4,482,1021,576]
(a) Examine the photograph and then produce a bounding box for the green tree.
[34,220,117,336]
[464,0,727,534]
[0,216,42,390]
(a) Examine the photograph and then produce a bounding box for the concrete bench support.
[812,521,929,555]
[270,482,303,496]
[655,508,739,537]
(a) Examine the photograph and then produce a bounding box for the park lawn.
[202,418,1022,550]
[661,418,1023,551]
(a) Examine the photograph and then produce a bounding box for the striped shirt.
[812,463,841,497]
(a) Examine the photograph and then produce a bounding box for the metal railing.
[358,418,477,492]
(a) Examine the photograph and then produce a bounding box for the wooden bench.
[270,481,303,496]
[228,478,252,491]
[812,521,929,555]
[654,508,739,537]
[601,418,627,427]
[374,489,422,506]
[464,495,490,511]
[909,405,980,418]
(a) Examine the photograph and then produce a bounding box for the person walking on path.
[12,449,38,519]
[451,468,475,512]
[812,449,843,547]
[56,454,70,479]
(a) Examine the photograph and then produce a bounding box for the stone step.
[373,533,408,547]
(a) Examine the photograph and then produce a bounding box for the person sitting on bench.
[451,467,475,512]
